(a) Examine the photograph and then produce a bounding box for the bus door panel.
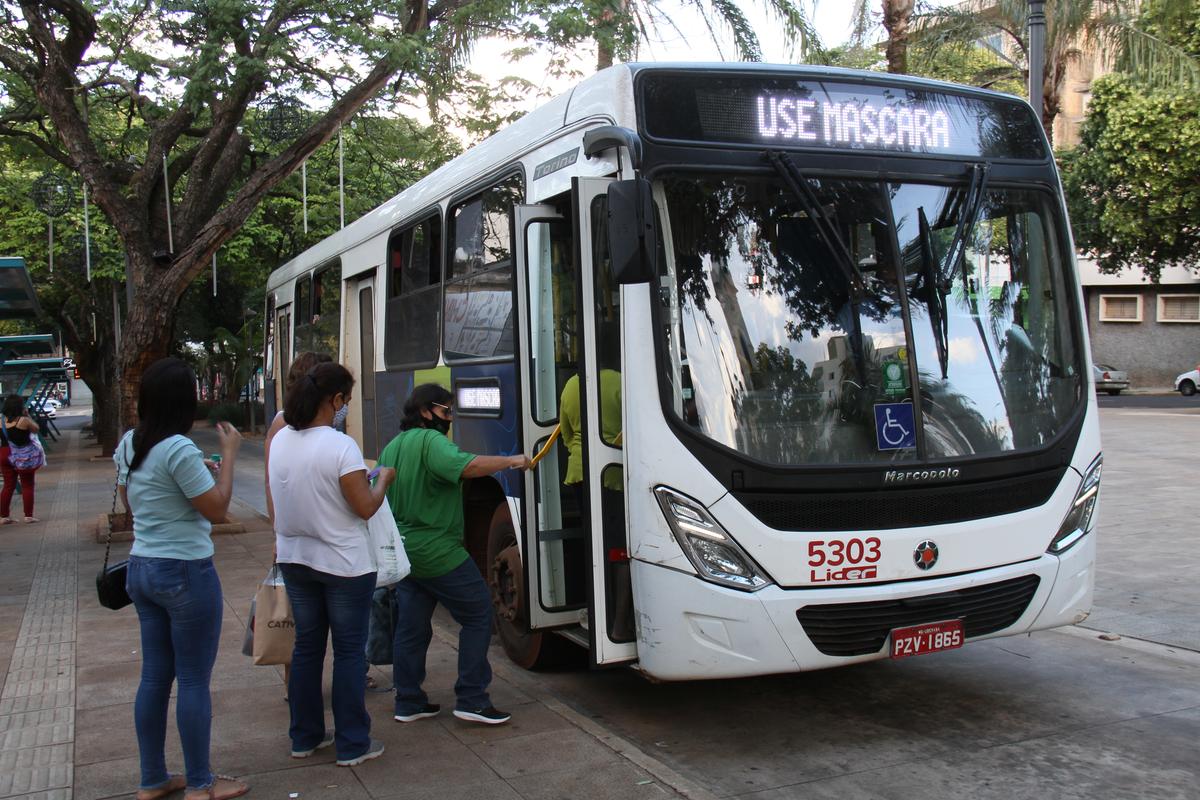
[343,273,379,459]
[574,176,638,666]
[273,304,292,418]
[514,204,583,630]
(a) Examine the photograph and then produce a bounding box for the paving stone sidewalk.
[0,428,693,800]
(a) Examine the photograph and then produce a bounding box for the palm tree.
[593,0,822,71]
[907,0,1200,143]
[850,0,915,74]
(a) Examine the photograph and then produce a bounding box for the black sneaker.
[394,703,441,723]
[453,706,511,725]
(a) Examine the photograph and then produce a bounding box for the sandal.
[184,775,249,800]
[22,517,39,523]
[0,518,12,525]
[137,775,185,800]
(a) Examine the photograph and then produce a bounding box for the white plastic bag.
[367,503,410,587]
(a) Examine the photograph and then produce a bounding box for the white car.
[29,399,57,418]
[1175,367,1200,397]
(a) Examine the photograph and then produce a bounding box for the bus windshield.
[655,172,1082,466]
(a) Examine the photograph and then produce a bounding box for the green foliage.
[1061,74,1200,278]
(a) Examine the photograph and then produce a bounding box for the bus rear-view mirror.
[606,178,658,284]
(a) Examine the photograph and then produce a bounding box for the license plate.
[889,619,964,659]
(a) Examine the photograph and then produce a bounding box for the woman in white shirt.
[268,362,395,767]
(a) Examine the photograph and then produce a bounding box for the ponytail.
[283,362,354,429]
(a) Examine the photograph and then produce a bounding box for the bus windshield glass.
[655,173,1082,466]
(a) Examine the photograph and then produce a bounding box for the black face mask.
[428,415,451,435]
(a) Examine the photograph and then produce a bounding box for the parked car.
[1093,364,1130,396]
[29,399,57,418]
[1175,367,1200,397]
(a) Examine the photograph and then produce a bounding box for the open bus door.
[513,191,637,667]
[573,176,638,666]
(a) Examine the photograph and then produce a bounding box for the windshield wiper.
[918,207,950,379]
[764,151,866,300]
[941,162,990,291]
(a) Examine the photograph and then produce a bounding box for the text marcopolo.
[756,94,952,151]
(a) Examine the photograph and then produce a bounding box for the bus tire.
[486,503,575,670]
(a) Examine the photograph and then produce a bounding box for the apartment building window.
[1157,294,1200,323]
[1099,294,1142,322]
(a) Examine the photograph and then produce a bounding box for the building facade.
[1079,260,1200,389]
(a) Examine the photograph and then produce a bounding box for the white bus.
[263,63,1100,680]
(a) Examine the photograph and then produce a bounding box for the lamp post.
[1028,0,1046,133]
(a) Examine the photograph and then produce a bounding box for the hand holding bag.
[252,565,295,666]
[96,462,131,610]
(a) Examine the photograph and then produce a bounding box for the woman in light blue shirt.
[115,358,247,800]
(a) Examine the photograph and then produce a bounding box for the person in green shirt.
[378,383,529,726]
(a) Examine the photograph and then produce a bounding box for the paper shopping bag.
[252,566,294,666]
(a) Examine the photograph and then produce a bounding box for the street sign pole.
[1028,0,1046,133]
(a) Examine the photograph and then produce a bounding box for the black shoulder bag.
[96,456,132,610]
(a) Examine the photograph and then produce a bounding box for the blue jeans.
[126,556,223,791]
[279,563,375,761]
[392,557,494,715]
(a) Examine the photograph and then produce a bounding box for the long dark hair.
[283,362,354,429]
[2,394,25,419]
[399,383,452,432]
[285,351,332,397]
[129,357,198,472]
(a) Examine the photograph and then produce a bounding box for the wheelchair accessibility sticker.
[874,402,916,450]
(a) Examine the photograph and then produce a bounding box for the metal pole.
[1028,0,1046,133]
[83,184,92,282]
[338,130,345,229]
[302,160,308,234]
[212,252,217,296]
[162,153,174,253]
[48,218,54,273]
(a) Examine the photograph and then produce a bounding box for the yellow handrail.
[529,425,561,469]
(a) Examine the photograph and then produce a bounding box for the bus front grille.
[795,574,1041,657]
[734,468,1066,532]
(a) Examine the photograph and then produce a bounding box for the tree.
[592,0,822,71]
[0,1,582,452]
[1060,0,1200,279]
[906,0,1200,143]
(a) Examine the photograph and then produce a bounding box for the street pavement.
[0,419,691,800]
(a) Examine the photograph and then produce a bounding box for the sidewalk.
[0,429,693,800]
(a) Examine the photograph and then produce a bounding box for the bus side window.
[444,175,522,360]
[385,215,442,368]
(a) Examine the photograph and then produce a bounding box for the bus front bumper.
[631,534,1095,682]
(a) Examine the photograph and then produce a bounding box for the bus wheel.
[486,504,551,670]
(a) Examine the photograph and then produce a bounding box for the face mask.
[429,415,451,435]
[332,403,349,429]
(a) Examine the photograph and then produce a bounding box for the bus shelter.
[0,357,67,443]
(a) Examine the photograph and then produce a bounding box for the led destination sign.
[755,94,951,151]
[639,73,1046,160]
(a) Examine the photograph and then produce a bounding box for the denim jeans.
[126,556,223,791]
[278,563,375,761]
[392,557,494,715]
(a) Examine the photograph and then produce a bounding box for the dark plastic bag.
[367,586,396,665]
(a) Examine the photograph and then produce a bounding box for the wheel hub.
[490,544,524,623]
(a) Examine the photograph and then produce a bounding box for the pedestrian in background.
[377,383,529,726]
[268,362,395,766]
[0,394,43,524]
[116,357,247,800]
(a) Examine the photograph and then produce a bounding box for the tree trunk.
[883,0,915,75]
[117,278,177,429]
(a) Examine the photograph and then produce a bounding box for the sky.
[465,3,870,117]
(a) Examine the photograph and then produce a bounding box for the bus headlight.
[1048,455,1102,554]
[654,486,769,592]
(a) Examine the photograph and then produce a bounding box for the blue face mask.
[332,402,349,429]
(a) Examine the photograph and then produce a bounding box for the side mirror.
[606,178,658,285]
